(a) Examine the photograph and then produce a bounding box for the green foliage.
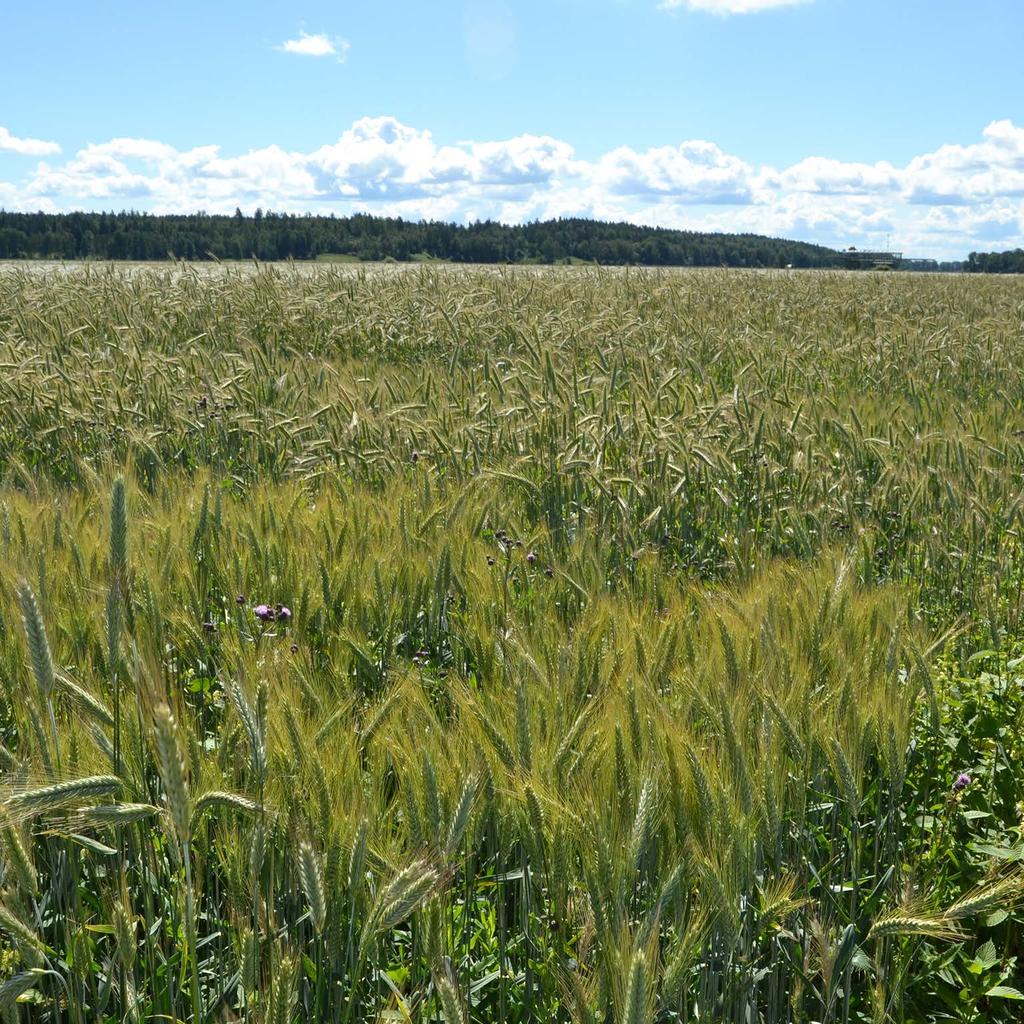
[0,210,842,266]
[966,248,1024,273]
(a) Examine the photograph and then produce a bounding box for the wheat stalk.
[298,839,327,933]
[152,703,190,844]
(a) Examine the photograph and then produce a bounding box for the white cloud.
[5,118,1024,260]
[0,126,61,156]
[661,0,812,14]
[278,31,350,61]
[764,157,901,196]
[597,141,755,203]
[903,119,1024,205]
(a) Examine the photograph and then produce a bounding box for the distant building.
[837,248,904,269]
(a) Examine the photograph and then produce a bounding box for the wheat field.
[0,264,1023,1023]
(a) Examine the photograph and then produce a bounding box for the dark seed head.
[236,594,246,605]
[544,567,554,578]
[202,621,216,634]
[290,643,299,654]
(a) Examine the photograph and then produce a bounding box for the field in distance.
[0,265,1023,1023]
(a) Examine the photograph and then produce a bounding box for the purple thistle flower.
[235,594,246,605]
[526,551,537,566]
[276,606,292,623]
[253,604,275,623]
[953,772,971,793]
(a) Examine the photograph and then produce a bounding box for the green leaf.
[969,842,1024,861]
[976,939,998,968]
[66,833,118,856]
[302,953,317,983]
[986,986,1024,1000]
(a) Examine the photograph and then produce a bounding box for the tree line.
[0,209,845,267]
[965,249,1024,274]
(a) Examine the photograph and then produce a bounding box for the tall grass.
[0,264,1022,1021]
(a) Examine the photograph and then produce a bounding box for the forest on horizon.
[0,209,981,270]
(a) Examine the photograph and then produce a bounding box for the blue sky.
[2,0,1023,258]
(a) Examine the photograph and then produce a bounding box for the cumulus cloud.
[661,0,812,14]
[302,118,580,201]
[0,126,61,156]
[4,117,1024,259]
[597,141,755,203]
[278,31,350,61]
[904,120,1024,205]
[763,157,901,196]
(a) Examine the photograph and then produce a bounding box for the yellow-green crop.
[0,264,1023,1023]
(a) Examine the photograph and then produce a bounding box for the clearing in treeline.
[1,264,1023,1023]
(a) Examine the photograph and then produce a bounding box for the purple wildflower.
[235,594,246,605]
[526,551,537,566]
[953,772,971,793]
[253,604,275,623]
[276,605,292,623]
